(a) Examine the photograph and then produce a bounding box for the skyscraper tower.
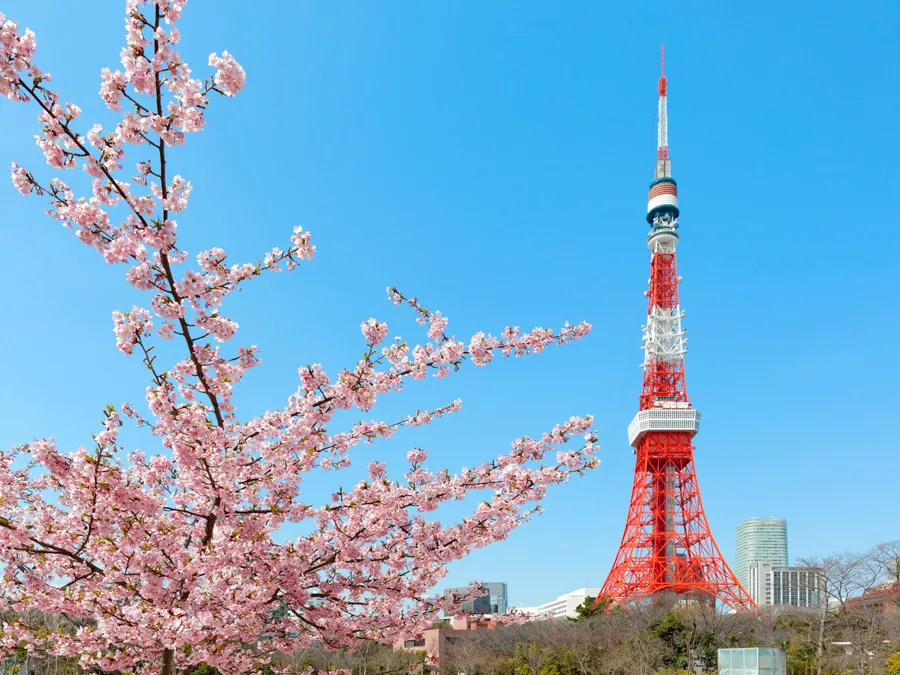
[598,47,756,611]
[736,518,789,591]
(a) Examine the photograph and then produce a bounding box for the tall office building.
[444,582,508,615]
[746,562,823,609]
[736,518,788,591]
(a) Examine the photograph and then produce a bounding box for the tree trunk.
[162,648,175,675]
[816,601,827,675]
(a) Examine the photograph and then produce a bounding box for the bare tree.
[550,620,604,675]
[800,549,885,675]
[441,634,486,675]
[872,540,900,586]
[614,629,663,675]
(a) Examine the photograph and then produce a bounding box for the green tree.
[568,595,621,622]
[650,611,689,670]
[514,643,551,675]
[568,597,603,622]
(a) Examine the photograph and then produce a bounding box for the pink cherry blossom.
[111,306,154,355]
[0,3,597,674]
[208,50,245,97]
[361,318,389,345]
[157,321,176,340]
[428,311,449,340]
[10,162,32,194]
[99,67,126,109]
[406,448,429,464]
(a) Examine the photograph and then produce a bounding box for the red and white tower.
[598,46,756,611]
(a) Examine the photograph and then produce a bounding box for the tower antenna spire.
[656,43,669,174]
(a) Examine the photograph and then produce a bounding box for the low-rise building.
[845,582,900,614]
[718,647,786,675]
[530,587,601,620]
[746,562,823,609]
[394,616,498,658]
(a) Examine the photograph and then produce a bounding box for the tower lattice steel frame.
[598,46,757,611]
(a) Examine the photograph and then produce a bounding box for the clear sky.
[0,1,897,609]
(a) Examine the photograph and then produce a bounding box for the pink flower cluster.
[406,448,429,464]
[361,318,389,345]
[0,12,39,101]
[111,305,154,355]
[0,2,597,674]
[10,162,31,194]
[208,51,246,97]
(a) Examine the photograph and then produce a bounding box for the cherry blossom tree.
[0,2,596,673]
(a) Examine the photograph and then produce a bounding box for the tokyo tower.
[598,47,756,611]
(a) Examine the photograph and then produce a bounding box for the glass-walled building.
[736,517,788,591]
[444,581,508,614]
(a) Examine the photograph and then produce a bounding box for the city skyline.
[0,0,896,609]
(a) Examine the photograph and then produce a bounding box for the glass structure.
[718,648,786,675]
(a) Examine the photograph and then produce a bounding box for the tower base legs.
[599,432,756,612]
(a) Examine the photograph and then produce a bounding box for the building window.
[404,639,425,648]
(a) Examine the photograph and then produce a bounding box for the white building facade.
[747,562,823,609]
[530,587,602,620]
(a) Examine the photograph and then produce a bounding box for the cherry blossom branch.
[0,4,598,672]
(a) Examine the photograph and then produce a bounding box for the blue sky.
[0,1,897,608]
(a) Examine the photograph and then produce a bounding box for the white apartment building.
[530,587,602,620]
[747,562,823,609]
